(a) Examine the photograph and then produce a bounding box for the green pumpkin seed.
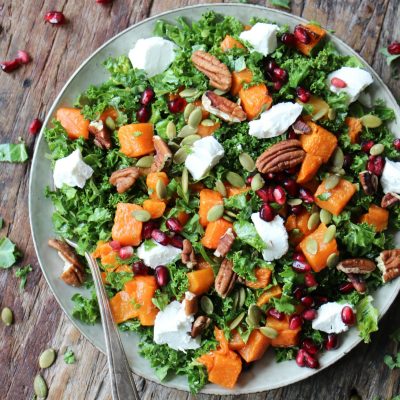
[361,114,382,128]
[370,143,384,156]
[213,88,227,95]
[224,210,237,219]
[168,142,180,152]
[173,147,188,164]
[223,215,234,223]
[232,290,239,312]
[290,228,302,239]
[178,124,198,138]
[207,204,224,222]
[156,179,167,200]
[183,103,196,121]
[39,348,56,369]
[181,134,201,146]
[331,147,344,168]
[306,238,318,255]
[188,108,203,128]
[239,152,255,172]
[287,198,302,206]
[307,212,320,231]
[1,307,13,326]
[320,209,332,225]
[105,116,116,131]
[166,121,176,140]
[323,225,337,243]
[327,252,339,268]
[132,210,151,222]
[181,167,189,194]
[259,326,278,339]
[327,108,336,121]
[200,296,214,315]
[325,174,340,190]
[229,312,246,330]
[201,119,215,127]
[247,304,262,327]
[226,172,245,188]
[238,287,246,309]
[136,155,154,168]
[34,374,48,399]
[179,88,200,98]
[215,180,227,197]
[251,173,265,192]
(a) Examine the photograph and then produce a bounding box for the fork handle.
[85,253,141,400]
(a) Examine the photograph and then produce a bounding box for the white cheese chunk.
[327,67,373,103]
[128,37,178,78]
[248,102,303,139]
[89,120,104,131]
[136,240,181,269]
[312,302,354,334]
[380,159,400,194]
[239,23,278,56]
[53,149,94,189]
[154,300,201,351]
[185,136,224,180]
[251,213,289,261]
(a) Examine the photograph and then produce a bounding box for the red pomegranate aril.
[315,295,328,305]
[331,77,347,88]
[142,221,158,240]
[289,315,303,330]
[302,338,319,355]
[302,309,317,321]
[291,204,305,215]
[293,252,306,262]
[132,261,148,275]
[287,129,297,140]
[29,118,42,135]
[394,138,400,151]
[273,81,283,91]
[292,261,311,273]
[141,87,155,106]
[300,296,314,308]
[256,187,274,202]
[267,308,284,320]
[151,229,170,246]
[299,187,314,203]
[45,11,66,25]
[168,97,186,114]
[296,87,311,103]
[325,333,339,350]
[293,285,305,300]
[361,140,374,153]
[341,306,355,325]
[170,234,184,249]
[283,178,298,196]
[266,60,278,72]
[367,155,385,176]
[1,59,21,73]
[16,50,31,64]
[155,265,169,287]
[166,217,183,233]
[273,186,286,205]
[339,282,354,293]
[119,246,133,259]
[136,106,151,123]
[260,203,275,222]
[109,240,121,251]
[388,41,400,55]
[246,175,254,184]
[281,32,296,47]
[343,154,353,169]
[304,352,319,369]
[304,272,317,287]
[273,67,288,82]
[296,349,306,367]
[294,25,311,44]
[96,0,113,3]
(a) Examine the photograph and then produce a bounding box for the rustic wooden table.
[1,0,400,399]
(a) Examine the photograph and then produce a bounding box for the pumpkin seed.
[183,103,196,121]
[181,134,201,146]
[39,348,56,369]
[1,307,13,326]
[327,108,336,121]
[323,225,337,243]
[229,312,246,330]
[370,143,384,156]
[307,212,320,231]
[179,88,200,98]
[200,296,214,315]
[215,180,227,197]
[213,88,227,95]
[181,167,189,195]
[238,287,246,309]
[251,173,265,192]
[320,209,332,225]
[325,174,340,190]
[312,108,328,121]
[207,204,224,222]
[287,198,302,206]
[201,119,215,127]
[306,238,318,255]
[34,374,48,399]
[226,172,245,188]
[222,215,234,223]
[259,326,278,339]
[337,168,346,176]
[173,147,188,164]
[239,152,255,172]
[332,147,344,168]
[168,142,180,152]
[156,179,167,199]
[105,116,116,131]
[132,210,151,222]
[232,290,239,312]
[166,121,176,140]
[178,124,198,138]
[361,114,382,128]
[327,252,339,268]
[290,228,302,239]
[247,304,262,327]
[224,210,237,219]
[188,107,203,128]
[136,155,154,168]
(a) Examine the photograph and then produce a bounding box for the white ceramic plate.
[29,3,400,395]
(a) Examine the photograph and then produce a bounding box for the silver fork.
[65,239,140,400]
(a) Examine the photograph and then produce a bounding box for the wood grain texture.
[0,1,399,399]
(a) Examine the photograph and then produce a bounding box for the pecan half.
[292,120,311,135]
[347,273,367,293]
[359,171,378,195]
[88,120,112,150]
[48,239,85,286]
[202,91,246,123]
[377,249,400,282]
[181,239,197,269]
[183,291,198,316]
[191,50,232,91]
[215,258,237,298]
[256,139,305,174]
[381,192,400,208]
[336,258,376,274]
[109,167,140,193]
[191,316,211,338]
[150,136,172,172]
[214,228,235,258]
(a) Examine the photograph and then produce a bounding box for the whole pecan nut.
[381,192,400,208]
[150,136,172,172]
[214,228,235,258]
[181,239,197,269]
[191,50,232,91]
[377,249,400,282]
[202,91,246,123]
[336,258,376,274]
[256,139,305,174]
[292,120,311,135]
[184,291,198,316]
[191,315,211,338]
[215,258,237,298]
[109,167,140,193]
[88,120,112,150]
[359,171,378,195]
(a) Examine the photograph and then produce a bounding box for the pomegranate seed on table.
[168,97,186,113]
[301,338,319,355]
[273,67,288,82]
[281,33,296,47]
[142,221,158,240]
[296,87,311,103]
[289,314,303,330]
[339,281,354,293]
[361,140,374,153]
[299,187,314,203]
[393,138,400,151]
[296,349,307,367]
[388,41,400,55]
[267,308,284,320]
[109,240,121,251]
[44,11,66,25]
[291,204,305,215]
[140,87,155,106]
[132,261,148,275]
[283,178,298,196]
[29,118,42,135]
[119,246,133,259]
[293,285,305,300]
[300,296,314,307]
[136,106,151,123]
[292,261,312,273]
[303,351,319,369]
[155,265,169,286]
[304,272,318,287]
[341,306,356,325]
[325,333,339,350]
[330,77,347,88]
[273,185,286,205]
[169,234,184,249]
[367,155,385,176]
[302,309,317,321]
[151,229,170,246]
[259,203,275,222]
[1,59,22,73]
[166,217,183,233]
[16,50,31,64]
[294,25,311,44]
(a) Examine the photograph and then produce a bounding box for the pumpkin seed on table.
[370,143,384,156]
[238,287,246,308]
[331,147,344,168]
[361,114,382,128]
[188,107,203,128]
[39,348,56,369]
[207,204,224,222]
[325,174,340,190]
[251,173,265,192]
[259,326,278,339]
[183,103,196,121]
[306,238,318,255]
[239,152,255,172]
[307,212,320,230]
[200,296,213,315]
[320,209,332,225]
[181,167,189,194]
[229,312,246,330]
[226,172,245,188]
[166,121,176,140]
[34,374,48,399]
[178,124,198,138]
[327,252,339,268]
[181,134,201,146]
[173,147,188,164]
[156,179,167,199]
[1,307,13,326]
[132,209,151,222]
[215,180,227,197]
[136,155,154,168]
[323,225,337,243]
[247,304,262,327]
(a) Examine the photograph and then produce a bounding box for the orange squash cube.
[111,203,143,246]
[118,123,155,158]
[360,204,389,232]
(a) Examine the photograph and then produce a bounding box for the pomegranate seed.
[293,252,306,262]
[119,246,133,259]
[132,261,148,275]
[304,272,317,288]
[246,176,254,184]
[29,118,42,135]
[273,186,286,205]
[296,87,311,103]
[325,333,339,350]
[151,229,170,246]
[291,204,305,215]
[281,32,296,47]
[273,81,283,91]
[136,106,151,123]
[141,87,155,106]
[294,25,311,44]
[267,308,284,320]
[266,60,278,72]
[302,338,319,355]
[331,77,347,88]
[96,0,113,3]
[299,187,314,203]
[341,306,355,325]
[289,315,303,330]
[287,129,297,140]
[259,203,275,222]
[303,352,319,369]
[168,97,186,113]
[166,217,183,233]
[300,296,314,307]
[16,50,31,64]
[269,172,286,182]
[256,187,274,202]
[293,285,305,300]
[388,41,400,55]
[155,265,169,287]
[283,178,298,196]
[302,309,317,321]
[339,282,354,293]
[343,154,353,169]
[296,349,306,367]
[109,240,121,251]
[292,261,311,273]
[44,11,66,25]
[367,155,385,176]
[393,138,400,151]
[1,59,21,73]
[314,295,328,305]
[361,140,374,153]
[170,234,184,249]
[142,221,158,240]
[273,67,288,82]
